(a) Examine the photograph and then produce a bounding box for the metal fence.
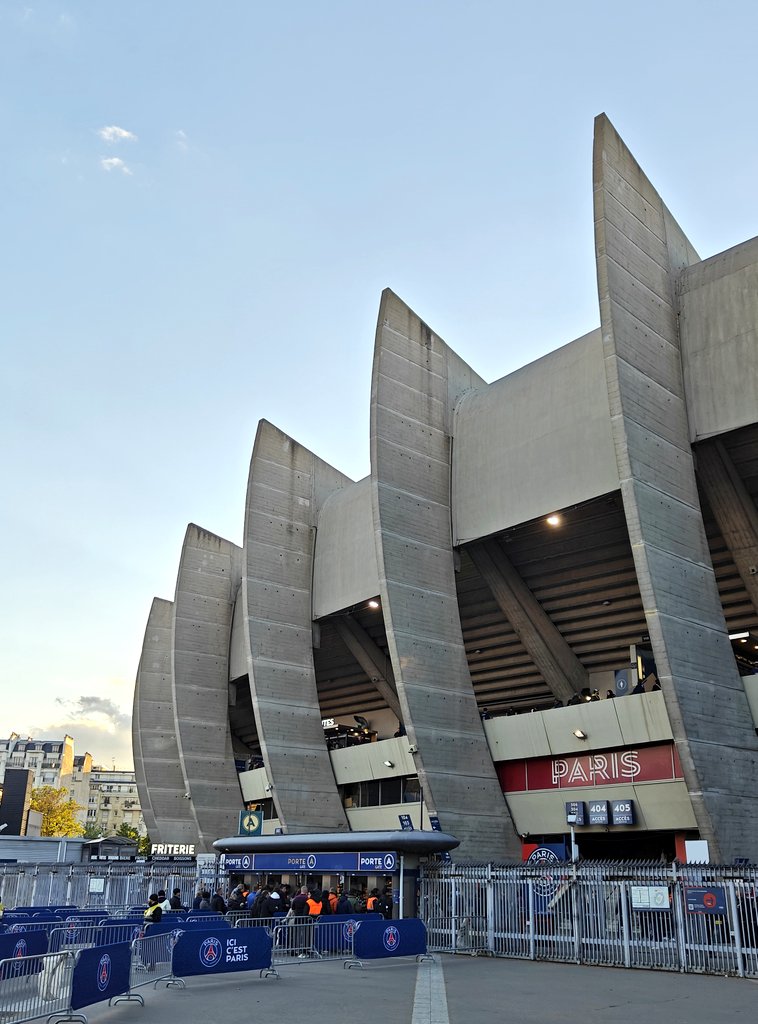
[0,951,77,1024]
[0,862,207,911]
[419,860,758,977]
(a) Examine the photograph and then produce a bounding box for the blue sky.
[2,1,757,769]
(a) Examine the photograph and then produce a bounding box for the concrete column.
[332,615,402,718]
[133,598,193,843]
[370,288,521,860]
[243,420,351,833]
[172,525,243,852]
[594,113,758,861]
[468,539,588,703]
[696,439,758,615]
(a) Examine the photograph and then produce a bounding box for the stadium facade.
[133,115,758,863]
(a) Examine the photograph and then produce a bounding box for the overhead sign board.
[565,801,586,825]
[587,800,609,826]
[222,851,398,873]
[238,811,263,836]
[610,800,635,826]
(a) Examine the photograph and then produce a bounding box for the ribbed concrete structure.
[243,421,351,833]
[133,116,758,863]
[370,290,520,859]
[593,115,758,860]
[133,598,188,842]
[172,525,243,852]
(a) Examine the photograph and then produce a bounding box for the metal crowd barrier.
[0,950,77,1024]
[419,860,758,978]
[270,918,362,965]
[48,922,146,954]
[130,930,182,990]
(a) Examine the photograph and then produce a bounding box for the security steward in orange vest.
[306,890,324,915]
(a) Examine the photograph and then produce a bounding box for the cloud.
[55,695,130,730]
[29,696,134,769]
[100,156,132,175]
[98,125,137,143]
[175,129,188,152]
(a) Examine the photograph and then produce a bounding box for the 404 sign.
[588,800,609,825]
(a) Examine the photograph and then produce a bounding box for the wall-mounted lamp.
[546,514,561,527]
[573,729,587,740]
[367,599,380,609]
[383,760,394,768]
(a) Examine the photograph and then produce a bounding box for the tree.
[30,786,86,837]
[83,823,104,840]
[115,822,140,842]
[116,822,151,856]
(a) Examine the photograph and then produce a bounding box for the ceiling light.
[729,631,750,640]
[741,638,748,643]
[573,729,587,740]
[546,515,561,527]
[367,599,380,609]
[383,760,394,768]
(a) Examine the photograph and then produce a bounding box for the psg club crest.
[199,936,222,969]
[96,953,112,992]
[382,925,400,952]
[13,939,27,958]
[342,920,360,941]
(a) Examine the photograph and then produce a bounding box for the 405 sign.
[610,800,635,825]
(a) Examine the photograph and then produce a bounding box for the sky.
[2,0,758,771]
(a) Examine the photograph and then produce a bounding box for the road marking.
[412,957,449,1024]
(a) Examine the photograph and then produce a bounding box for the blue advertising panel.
[358,852,397,872]
[171,928,271,977]
[224,851,398,873]
[524,844,568,914]
[223,854,254,871]
[70,943,131,1010]
[684,887,727,915]
[352,919,427,960]
[0,930,48,964]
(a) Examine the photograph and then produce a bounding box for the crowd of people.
[144,881,394,923]
[480,677,662,719]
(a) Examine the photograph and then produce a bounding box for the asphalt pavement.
[84,953,758,1024]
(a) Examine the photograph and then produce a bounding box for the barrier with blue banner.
[352,920,428,961]
[70,942,132,1010]
[171,927,272,977]
[0,930,48,968]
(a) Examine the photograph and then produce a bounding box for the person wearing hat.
[144,893,163,923]
[169,888,185,910]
